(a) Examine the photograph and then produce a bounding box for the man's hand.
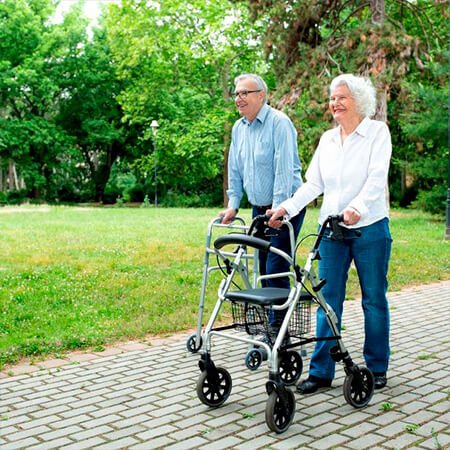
[219,208,238,224]
[266,207,287,229]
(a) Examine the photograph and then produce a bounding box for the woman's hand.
[342,207,361,225]
[266,207,287,229]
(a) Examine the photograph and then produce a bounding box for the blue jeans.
[252,206,306,328]
[309,218,392,380]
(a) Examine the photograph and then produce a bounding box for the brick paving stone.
[164,436,210,450]
[70,425,114,441]
[1,436,41,449]
[5,424,52,441]
[205,411,245,428]
[30,437,74,450]
[303,421,344,438]
[232,434,277,450]
[136,424,178,440]
[334,410,372,426]
[94,436,140,449]
[38,424,85,441]
[383,432,425,449]
[200,436,244,449]
[375,420,410,437]
[340,421,378,438]
[308,433,350,449]
[61,436,107,449]
[17,414,63,429]
[270,434,315,449]
[418,431,450,450]
[343,432,386,449]
[128,436,175,449]
[397,400,430,414]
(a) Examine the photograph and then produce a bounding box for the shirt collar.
[355,116,370,136]
[242,103,270,126]
[330,116,370,142]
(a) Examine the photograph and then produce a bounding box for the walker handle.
[214,233,271,253]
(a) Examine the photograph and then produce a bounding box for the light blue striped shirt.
[227,104,302,210]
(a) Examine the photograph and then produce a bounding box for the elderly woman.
[268,74,393,393]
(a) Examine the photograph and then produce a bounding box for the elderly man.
[219,73,306,336]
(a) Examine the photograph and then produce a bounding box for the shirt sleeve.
[226,126,243,210]
[272,117,298,208]
[280,143,324,218]
[347,123,392,218]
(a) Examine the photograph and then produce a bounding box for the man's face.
[234,78,265,122]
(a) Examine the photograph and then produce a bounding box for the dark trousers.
[252,206,306,328]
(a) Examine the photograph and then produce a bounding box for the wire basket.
[231,292,312,339]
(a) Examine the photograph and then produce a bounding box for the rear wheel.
[279,351,303,386]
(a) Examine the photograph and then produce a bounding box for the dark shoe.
[373,372,387,389]
[297,376,332,394]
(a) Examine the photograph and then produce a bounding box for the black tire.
[186,334,202,353]
[343,366,374,408]
[245,348,263,371]
[265,388,296,434]
[196,367,232,407]
[279,351,303,386]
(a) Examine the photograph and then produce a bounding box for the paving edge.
[2,280,449,378]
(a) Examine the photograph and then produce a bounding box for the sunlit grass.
[0,205,447,367]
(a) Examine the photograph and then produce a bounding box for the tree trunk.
[370,0,388,122]
[369,0,390,205]
[8,159,19,190]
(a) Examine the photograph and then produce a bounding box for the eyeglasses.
[232,89,262,99]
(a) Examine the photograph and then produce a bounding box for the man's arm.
[272,116,298,208]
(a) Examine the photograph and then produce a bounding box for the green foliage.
[0,0,447,209]
[396,71,448,214]
[106,0,267,206]
[244,0,448,213]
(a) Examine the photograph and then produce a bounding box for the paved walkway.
[1,282,449,450]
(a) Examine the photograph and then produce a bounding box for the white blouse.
[282,117,392,228]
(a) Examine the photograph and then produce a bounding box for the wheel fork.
[265,373,290,404]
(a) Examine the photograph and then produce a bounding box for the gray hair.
[234,73,268,103]
[330,74,377,118]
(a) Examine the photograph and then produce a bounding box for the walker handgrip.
[329,214,344,241]
[214,233,271,252]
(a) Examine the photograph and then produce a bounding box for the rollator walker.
[190,214,375,433]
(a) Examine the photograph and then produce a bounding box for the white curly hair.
[330,74,377,118]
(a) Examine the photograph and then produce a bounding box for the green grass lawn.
[0,205,448,368]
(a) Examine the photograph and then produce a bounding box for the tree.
[0,0,93,201]
[56,20,134,203]
[240,0,448,212]
[106,0,267,206]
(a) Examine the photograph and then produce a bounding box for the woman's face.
[329,84,360,124]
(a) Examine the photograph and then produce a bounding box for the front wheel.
[196,367,232,407]
[245,348,264,371]
[186,333,202,353]
[265,388,296,434]
[343,366,374,408]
